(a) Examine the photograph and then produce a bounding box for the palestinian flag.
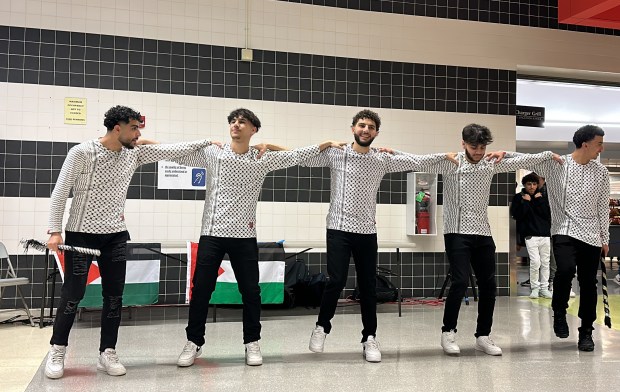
[54,252,160,308]
[185,241,284,304]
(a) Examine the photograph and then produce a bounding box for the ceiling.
[559,0,620,30]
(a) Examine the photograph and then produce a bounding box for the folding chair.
[0,242,35,326]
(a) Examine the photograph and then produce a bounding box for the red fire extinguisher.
[417,211,430,234]
[415,189,431,234]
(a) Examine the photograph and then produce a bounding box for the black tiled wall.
[278,0,620,36]
[0,139,516,206]
[0,25,516,115]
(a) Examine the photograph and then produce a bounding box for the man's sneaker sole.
[309,344,324,353]
[246,358,263,366]
[442,347,460,355]
[474,344,502,356]
[96,362,127,376]
[363,352,381,362]
[44,368,63,379]
[177,347,203,367]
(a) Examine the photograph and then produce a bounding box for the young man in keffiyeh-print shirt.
[45,105,214,379]
[173,108,343,368]
[304,109,460,362]
[421,124,560,356]
[533,125,609,352]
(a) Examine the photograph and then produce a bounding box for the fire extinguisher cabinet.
[406,172,438,236]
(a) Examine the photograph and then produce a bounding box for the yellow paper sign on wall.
[64,97,87,124]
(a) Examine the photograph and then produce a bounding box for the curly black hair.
[103,105,141,131]
[573,125,604,148]
[352,109,381,131]
[227,108,261,131]
[462,123,493,146]
[521,172,540,186]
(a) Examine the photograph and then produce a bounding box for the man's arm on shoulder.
[385,150,455,174]
[493,151,560,173]
[264,141,343,171]
[136,139,213,165]
[253,143,289,158]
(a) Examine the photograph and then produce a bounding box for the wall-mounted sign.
[157,161,206,190]
[516,105,545,128]
[64,97,87,124]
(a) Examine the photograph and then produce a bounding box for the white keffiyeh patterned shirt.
[534,155,609,247]
[302,144,446,234]
[49,139,212,233]
[425,151,554,236]
[177,144,321,238]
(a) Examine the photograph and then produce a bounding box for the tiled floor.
[2,291,620,392]
[0,317,50,392]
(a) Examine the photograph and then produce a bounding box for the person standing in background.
[510,172,553,299]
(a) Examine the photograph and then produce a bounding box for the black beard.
[354,133,375,147]
[120,140,135,149]
[465,149,481,163]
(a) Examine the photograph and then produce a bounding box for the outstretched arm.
[385,151,454,173]
[262,142,343,172]
[318,140,346,151]
[493,151,557,173]
[136,139,213,165]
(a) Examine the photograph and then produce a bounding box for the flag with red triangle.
[185,241,284,304]
[54,252,160,308]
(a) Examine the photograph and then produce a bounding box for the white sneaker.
[441,330,460,355]
[529,289,540,299]
[570,289,576,298]
[362,336,381,362]
[177,341,202,367]
[97,348,126,376]
[44,344,66,379]
[539,289,553,299]
[475,336,502,356]
[309,325,327,353]
[613,274,620,286]
[245,341,262,366]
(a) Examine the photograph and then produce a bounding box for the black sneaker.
[578,328,595,352]
[553,313,569,338]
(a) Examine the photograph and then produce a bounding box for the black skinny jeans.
[317,229,378,342]
[442,233,497,337]
[551,235,601,329]
[50,230,129,352]
[186,236,261,345]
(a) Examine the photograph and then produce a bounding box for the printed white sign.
[157,161,206,190]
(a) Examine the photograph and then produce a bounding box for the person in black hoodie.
[510,172,553,299]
